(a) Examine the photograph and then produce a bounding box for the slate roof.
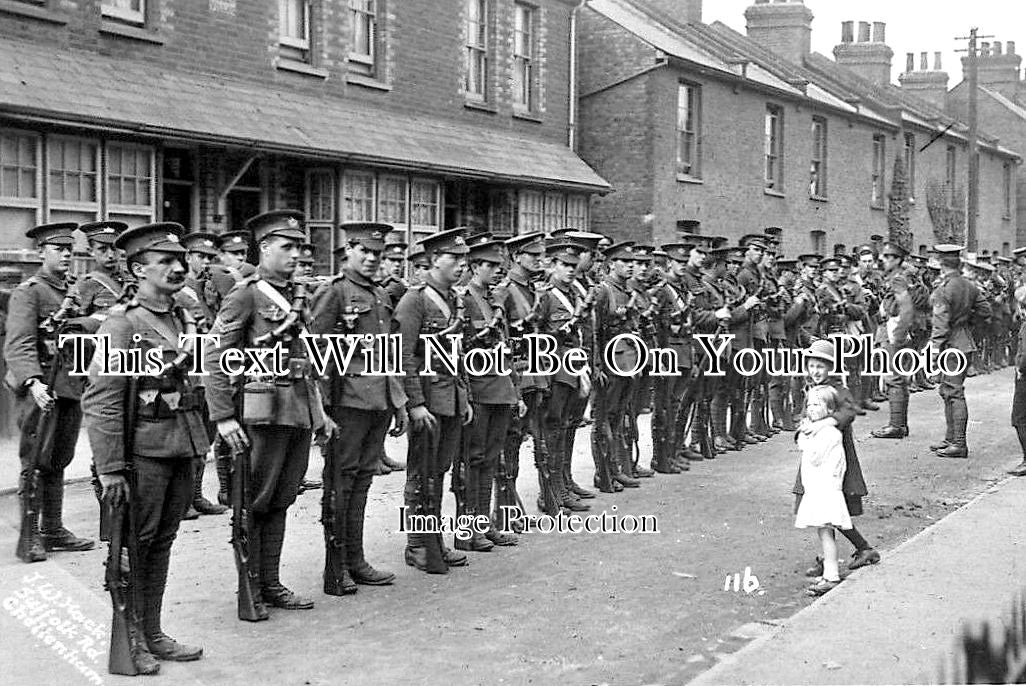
[0,36,610,193]
[978,86,1026,122]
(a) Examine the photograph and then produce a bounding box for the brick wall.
[0,0,575,145]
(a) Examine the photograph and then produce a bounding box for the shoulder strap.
[88,271,122,297]
[550,286,575,315]
[421,284,453,321]
[467,286,492,321]
[255,279,310,336]
[132,306,182,351]
[507,282,532,318]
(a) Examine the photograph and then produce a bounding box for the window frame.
[305,168,336,274]
[903,132,916,199]
[871,134,886,209]
[377,174,409,227]
[0,129,42,207]
[676,82,701,180]
[764,104,784,193]
[279,0,312,54]
[1003,161,1013,219]
[566,194,589,230]
[809,230,825,256]
[517,189,544,233]
[465,0,489,102]
[341,168,377,224]
[512,2,537,113]
[46,135,101,212]
[810,116,827,199]
[348,0,377,71]
[101,0,145,25]
[946,145,957,206]
[410,177,441,240]
[105,142,155,217]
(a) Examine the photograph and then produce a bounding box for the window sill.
[764,188,786,198]
[276,57,329,79]
[676,174,703,185]
[809,195,828,203]
[512,110,543,123]
[0,0,67,24]
[465,100,497,114]
[99,19,164,44]
[346,73,391,91]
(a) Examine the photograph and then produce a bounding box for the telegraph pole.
[956,28,993,251]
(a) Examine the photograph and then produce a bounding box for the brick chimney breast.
[744,0,814,66]
[899,48,949,110]
[962,37,1022,98]
[833,20,894,85]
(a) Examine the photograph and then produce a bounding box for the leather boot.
[404,476,448,574]
[215,450,232,507]
[480,464,517,546]
[564,426,596,498]
[15,477,46,563]
[931,400,955,451]
[347,476,396,584]
[434,480,468,567]
[871,386,909,439]
[193,458,228,515]
[711,393,730,450]
[455,467,494,552]
[937,399,969,458]
[611,436,640,488]
[40,474,94,552]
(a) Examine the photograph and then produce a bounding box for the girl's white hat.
[805,338,835,365]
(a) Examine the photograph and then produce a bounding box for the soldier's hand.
[715,307,731,320]
[517,400,528,418]
[99,473,129,509]
[409,405,437,432]
[28,379,54,412]
[462,403,474,426]
[389,409,408,437]
[217,418,250,453]
[743,296,761,310]
[314,417,337,446]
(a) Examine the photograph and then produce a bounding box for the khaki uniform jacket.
[930,272,992,354]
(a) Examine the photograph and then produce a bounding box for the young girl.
[794,338,880,597]
[795,384,851,594]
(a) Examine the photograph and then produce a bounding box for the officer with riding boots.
[177,232,229,519]
[5,222,97,562]
[856,244,887,407]
[871,243,916,440]
[457,236,520,549]
[206,209,335,613]
[762,232,791,432]
[535,241,593,513]
[928,245,992,459]
[625,244,658,479]
[737,234,772,439]
[311,222,407,594]
[593,242,642,491]
[82,222,207,671]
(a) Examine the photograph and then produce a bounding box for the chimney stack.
[744,0,814,66]
[833,20,894,85]
[635,0,703,25]
[961,36,1022,98]
[841,20,853,44]
[899,46,950,110]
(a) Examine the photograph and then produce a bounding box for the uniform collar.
[34,268,68,291]
[137,289,174,313]
[258,265,291,288]
[508,265,532,286]
[343,267,376,288]
[424,274,452,296]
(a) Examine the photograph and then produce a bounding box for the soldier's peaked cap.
[409,247,431,267]
[603,241,636,260]
[341,221,391,251]
[418,227,469,255]
[661,243,693,262]
[764,226,783,238]
[115,222,187,257]
[547,242,582,266]
[880,242,907,258]
[181,231,219,255]
[505,231,545,255]
[932,244,965,256]
[1013,246,1026,257]
[218,230,251,252]
[564,231,605,252]
[298,243,316,263]
[246,209,307,243]
[630,244,654,262]
[468,239,505,264]
[80,220,128,244]
[26,222,77,247]
[796,254,822,267]
[740,234,768,250]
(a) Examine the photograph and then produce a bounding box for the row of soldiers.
[3,211,1017,675]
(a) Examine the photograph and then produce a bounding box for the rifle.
[106,377,147,675]
[530,391,562,516]
[231,442,264,621]
[321,439,348,595]
[419,423,447,574]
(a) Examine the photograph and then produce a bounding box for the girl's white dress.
[794,424,852,530]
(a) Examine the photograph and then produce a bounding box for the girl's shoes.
[805,556,824,578]
[806,577,841,596]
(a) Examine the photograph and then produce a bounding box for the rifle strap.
[422,284,453,321]
[549,286,575,316]
[467,285,492,322]
[255,279,310,337]
[507,282,532,320]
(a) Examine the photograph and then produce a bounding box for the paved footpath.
[688,473,1026,685]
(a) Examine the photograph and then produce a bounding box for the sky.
[703,0,1026,88]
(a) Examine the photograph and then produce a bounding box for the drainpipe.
[568,0,586,151]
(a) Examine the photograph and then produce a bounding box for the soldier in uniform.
[928,245,992,459]
[5,223,97,561]
[496,232,557,512]
[394,228,473,573]
[736,235,770,439]
[761,232,790,432]
[217,230,257,278]
[625,245,658,478]
[295,243,317,280]
[311,222,406,593]
[77,221,129,318]
[871,243,917,439]
[855,244,887,406]
[206,209,334,613]
[177,232,228,518]
[786,254,822,424]
[408,247,431,286]
[379,234,409,306]
[457,236,520,549]
[82,222,207,671]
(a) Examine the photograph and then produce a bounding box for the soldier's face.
[472,260,500,286]
[631,260,649,279]
[762,253,775,269]
[881,254,901,273]
[261,237,300,277]
[745,245,763,264]
[670,260,688,277]
[187,251,212,277]
[551,259,575,285]
[806,358,831,385]
[610,259,631,279]
[134,251,186,294]
[347,242,381,279]
[859,255,876,273]
[40,244,72,275]
[221,250,245,269]
[823,267,839,282]
[432,252,464,285]
[516,252,540,273]
[688,250,705,269]
[577,251,594,272]
[384,257,404,277]
[89,241,118,270]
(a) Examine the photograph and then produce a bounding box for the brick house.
[577,0,1019,257]
[0,0,608,276]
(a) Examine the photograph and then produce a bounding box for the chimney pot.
[906,53,915,73]
[981,41,991,57]
[994,41,1003,56]
[841,21,854,44]
[1009,41,1016,55]
[920,52,928,70]
[873,22,886,43]
[858,21,871,43]
[934,52,943,70]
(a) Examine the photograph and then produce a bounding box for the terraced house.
[0,0,608,275]
[578,0,1020,256]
